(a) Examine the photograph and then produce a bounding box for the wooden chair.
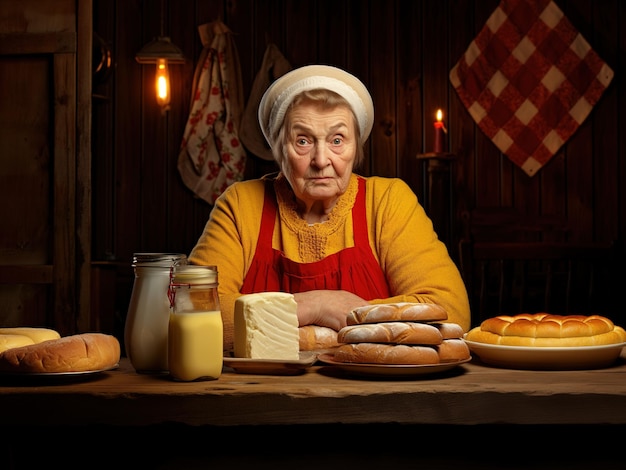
[458,239,621,328]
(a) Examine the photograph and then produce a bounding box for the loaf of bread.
[437,339,471,362]
[334,343,440,364]
[0,327,61,352]
[465,313,626,347]
[347,303,447,325]
[331,303,469,365]
[337,321,443,345]
[333,339,470,365]
[299,325,341,350]
[435,322,465,339]
[0,333,120,373]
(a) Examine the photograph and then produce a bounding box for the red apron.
[241,177,390,299]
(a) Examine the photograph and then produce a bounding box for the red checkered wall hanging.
[450,0,613,176]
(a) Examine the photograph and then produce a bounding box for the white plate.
[0,364,119,383]
[223,352,318,375]
[317,353,470,377]
[464,338,626,370]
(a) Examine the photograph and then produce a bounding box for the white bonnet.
[258,64,374,145]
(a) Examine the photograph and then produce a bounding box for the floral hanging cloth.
[178,20,246,204]
[450,0,613,176]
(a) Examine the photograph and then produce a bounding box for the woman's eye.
[332,137,343,145]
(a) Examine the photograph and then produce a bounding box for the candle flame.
[436,109,443,122]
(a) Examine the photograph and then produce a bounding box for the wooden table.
[3,354,626,469]
[3,353,626,427]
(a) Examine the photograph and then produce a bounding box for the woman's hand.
[293,290,369,331]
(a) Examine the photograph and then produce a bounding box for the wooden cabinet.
[0,0,92,335]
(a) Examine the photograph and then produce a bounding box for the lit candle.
[433,109,447,153]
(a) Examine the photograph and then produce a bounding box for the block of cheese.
[234,292,299,360]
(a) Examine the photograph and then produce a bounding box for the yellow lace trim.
[274,173,358,262]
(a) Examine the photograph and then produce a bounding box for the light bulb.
[155,58,171,110]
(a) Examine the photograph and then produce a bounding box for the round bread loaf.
[0,333,121,373]
[334,343,440,365]
[465,313,626,347]
[299,325,341,350]
[346,303,447,325]
[337,322,443,345]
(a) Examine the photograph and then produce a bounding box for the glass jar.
[168,264,223,381]
[124,253,187,373]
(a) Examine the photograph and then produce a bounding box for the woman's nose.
[311,144,331,166]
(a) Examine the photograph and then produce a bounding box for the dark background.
[90,0,625,338]
[1,0,623,338]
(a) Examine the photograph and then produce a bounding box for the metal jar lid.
[170,265,218,284]
[132,253,187,267]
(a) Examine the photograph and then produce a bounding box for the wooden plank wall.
[0,0,92,335]
[92,0,625,335]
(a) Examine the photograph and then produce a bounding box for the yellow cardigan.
[189,173,471,350]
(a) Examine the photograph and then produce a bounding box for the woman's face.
[281,102,357,209]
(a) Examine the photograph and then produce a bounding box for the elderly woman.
[188,65,470,350]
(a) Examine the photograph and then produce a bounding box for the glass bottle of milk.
[168,264,223,381]
[125,253,187,373]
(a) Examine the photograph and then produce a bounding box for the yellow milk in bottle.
[167,264,223,381]
[168,310,223,381]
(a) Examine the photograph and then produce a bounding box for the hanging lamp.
[135,0,185,113]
